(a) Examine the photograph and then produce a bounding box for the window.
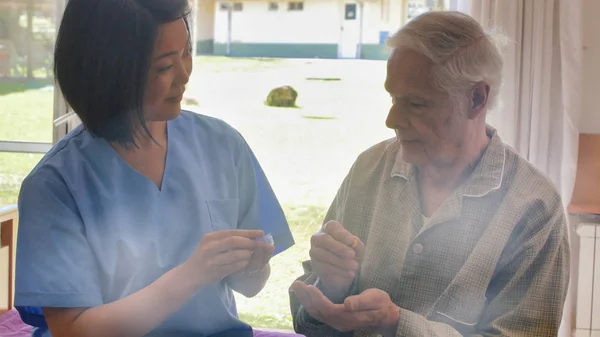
[232,2,243,11]
[0,0,68,207]
[288,1,304,11]
[268,2,279,11]
[344,3,357,20]
[406,0,446,23]
[219,2,243,11]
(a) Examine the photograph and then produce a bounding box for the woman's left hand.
[244,242,275,275]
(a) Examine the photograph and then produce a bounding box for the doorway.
[339,2,360,58]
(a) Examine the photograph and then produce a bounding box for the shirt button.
[412,243,424,254]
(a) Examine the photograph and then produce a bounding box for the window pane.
[0,0,58,143]
[407,0,446,21]
[345,3,357,20]
[0,152,43,207]
[288,1,303,11]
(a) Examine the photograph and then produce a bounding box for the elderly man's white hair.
[387,11,508,112]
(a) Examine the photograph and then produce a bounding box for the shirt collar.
[390,125,506,197]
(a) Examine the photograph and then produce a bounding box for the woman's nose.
[175,60,191,85]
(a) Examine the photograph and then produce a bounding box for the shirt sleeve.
[234,132,294,256]
[14,169,103,309]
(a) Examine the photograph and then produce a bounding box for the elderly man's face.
[384,49,469,167]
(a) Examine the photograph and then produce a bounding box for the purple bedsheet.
[253,329,305,337]
[0,310,33,337]
[0,310,305,337]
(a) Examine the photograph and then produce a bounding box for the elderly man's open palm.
[291,282,400,336]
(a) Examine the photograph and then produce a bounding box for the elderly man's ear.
[468,82,490,119]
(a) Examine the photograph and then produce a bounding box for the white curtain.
[452,0,583,336]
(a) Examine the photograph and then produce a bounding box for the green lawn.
[0,56,392,329]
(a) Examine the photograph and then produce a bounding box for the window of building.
[232,2,243,11]
[288,1,304,11]
[268,2,279,11]
[406,0,446,22]
[220,2,243,11]
[344,3,357,20]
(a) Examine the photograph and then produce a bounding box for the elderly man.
[289,11,570,337]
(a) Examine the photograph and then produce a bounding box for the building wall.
[360,0,393,60]
[196,0,216,54]
[214,0,340,58]
[212,0,393,59]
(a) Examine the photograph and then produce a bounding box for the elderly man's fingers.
[310,247,358,275]
[292,281,316,310]
[311,232,355,259]
[292,282,328,322]
[354,309,383,327]
[344,288,390,311]
[322,221,357,247]
[303,284,349,324]
[353,238,366,263]
[291,282,314,308]
[321,220,338,232]
[304,285,336,309]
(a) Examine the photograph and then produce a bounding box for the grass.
[0,55,392,329]
[0,81,54,206]
[238,204,327,329]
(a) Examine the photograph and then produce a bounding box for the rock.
[183,96,200,106]
[265,85,298,108]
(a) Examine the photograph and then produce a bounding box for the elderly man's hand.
[291,282,400,336]
[309,221,365,302]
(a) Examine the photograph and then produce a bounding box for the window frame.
[0,0,71,154]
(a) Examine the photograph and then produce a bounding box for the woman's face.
[143,18,193,121]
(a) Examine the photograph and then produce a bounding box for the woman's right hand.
[309,221,365,302]
[185,229,265,288]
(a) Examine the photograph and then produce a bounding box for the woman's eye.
[157,65,173,73]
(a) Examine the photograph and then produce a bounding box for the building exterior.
[194,0,446,60]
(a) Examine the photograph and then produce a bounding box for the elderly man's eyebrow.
[407,93,430,100]
[389,92,430,101]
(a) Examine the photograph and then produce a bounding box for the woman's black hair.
[54,0,192,145]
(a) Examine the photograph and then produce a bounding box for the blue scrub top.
[14,111,295,336]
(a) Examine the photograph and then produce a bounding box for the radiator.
[575,222,600,337]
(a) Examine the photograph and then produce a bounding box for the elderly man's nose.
[386,105,409,129]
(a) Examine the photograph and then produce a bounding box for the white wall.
[378,0,405,38]
[214,0,341,44]
[196,0,215,40]
[582,0,600,134]
[361,0,385,44]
